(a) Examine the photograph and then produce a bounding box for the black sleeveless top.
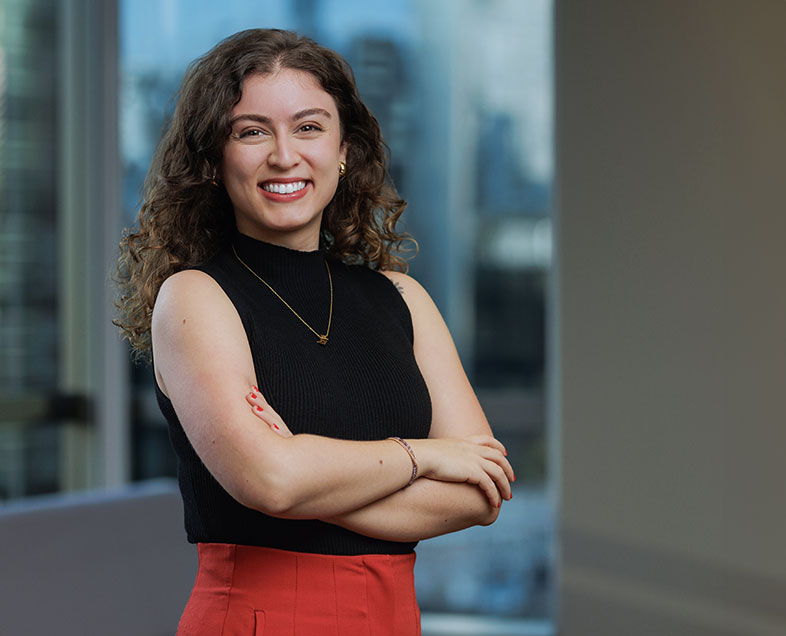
[155,231,432,555]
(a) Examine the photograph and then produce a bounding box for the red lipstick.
[259,178,310,202]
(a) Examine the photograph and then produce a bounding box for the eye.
[237,128,266,139]
[297,123,324,134]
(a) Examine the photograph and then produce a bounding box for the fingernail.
[250,393,257,399]
[252,385,259,392]
[504,450,508,456]
[496,501,501,508]
[273,424,279,430]
[255,406,263,411]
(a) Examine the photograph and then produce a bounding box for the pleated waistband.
[177,543,421,636]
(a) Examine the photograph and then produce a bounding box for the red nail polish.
[252,385,259,392]
[496,501,501,508]
[251,393,257,399]
[273,424,279,430]
[255,406,263,411]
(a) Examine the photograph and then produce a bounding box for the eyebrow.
[229,108,333,127]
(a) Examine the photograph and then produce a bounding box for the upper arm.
[381,271,492,439]
[151,270,288,511]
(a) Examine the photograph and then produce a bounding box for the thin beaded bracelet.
[387,437,418,487]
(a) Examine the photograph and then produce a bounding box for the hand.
[409,436,515,508]
[246,387,293,438]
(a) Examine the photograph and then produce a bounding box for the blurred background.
[1,1,785,636]
[1,0,555,634]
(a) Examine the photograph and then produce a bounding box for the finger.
[477,445,516,484]
[463,463,503,508]
[248,386,272,406]
[474,471,503,508]
[245,391,259,407]
[483,437,509,457]
[247,389,295,438]
[483,460,512,501]
[248,390,280,418]
[252,404,283,433]
[246,391,270,414]
[490,452,516,485]
[466,434,508,457]
[246,392,284,433]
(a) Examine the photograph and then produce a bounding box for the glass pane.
[120,0,554,622]
[0,0,62,500]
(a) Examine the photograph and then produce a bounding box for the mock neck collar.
[231,231,327,286]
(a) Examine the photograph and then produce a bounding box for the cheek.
[319,142,345,172]
[221,159,258,212]
[221,151,258,185]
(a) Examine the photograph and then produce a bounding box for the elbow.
[232,461,299,517]
[478,503,501,527]
[242,487,294,517]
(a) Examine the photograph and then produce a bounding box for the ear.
[339,141,348,164]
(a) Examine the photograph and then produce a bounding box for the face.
[220,69,347,250]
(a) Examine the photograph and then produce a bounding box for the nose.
[268,135,299,170]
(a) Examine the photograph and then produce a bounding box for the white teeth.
[262,181,306,194]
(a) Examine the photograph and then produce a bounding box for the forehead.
[232,69,339,119]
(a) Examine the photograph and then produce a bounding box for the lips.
[259,179,310,201]
[262,180,307,194]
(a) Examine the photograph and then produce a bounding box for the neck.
[231,230,326,284]
[234,218,322,252]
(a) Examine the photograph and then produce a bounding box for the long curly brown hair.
[115,29,415,359]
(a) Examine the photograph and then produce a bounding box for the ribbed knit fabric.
[155,231,432,556]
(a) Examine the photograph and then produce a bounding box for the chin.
[246,217,322,240]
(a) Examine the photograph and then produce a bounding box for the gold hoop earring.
[211,168,219,186]
[338,162,347,177]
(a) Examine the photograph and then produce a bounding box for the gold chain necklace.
[231,244,333,345]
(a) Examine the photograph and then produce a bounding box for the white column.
[58,0,129,490]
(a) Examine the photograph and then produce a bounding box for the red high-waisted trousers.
[177,543,421,636]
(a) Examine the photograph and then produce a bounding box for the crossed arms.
[152,269,514,543]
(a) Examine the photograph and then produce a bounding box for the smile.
[261,181,307,194]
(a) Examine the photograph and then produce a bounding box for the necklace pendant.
[317,335,328,345]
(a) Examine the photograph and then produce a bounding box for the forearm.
[265,433,511,521]
[246,434,416,518]
[239,393,512,521]
[322,478,500,542]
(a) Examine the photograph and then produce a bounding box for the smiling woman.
[115,28,513,636]
[221,71,346,250]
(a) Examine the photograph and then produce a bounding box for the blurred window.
[1,0,124,502]
[0,0,65,499]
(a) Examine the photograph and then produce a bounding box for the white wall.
[0,482,195,636]
[554,1,786,634]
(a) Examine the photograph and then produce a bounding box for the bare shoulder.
[380,270,444,335]
[380,270,431,306]
[156,269,225,307]
[152,269,251,397]
[153,270,239,349]
[153,269,239,330]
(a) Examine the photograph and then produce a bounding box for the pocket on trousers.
[254,610,265,635]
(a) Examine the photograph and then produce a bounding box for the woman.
[116,28,513,636]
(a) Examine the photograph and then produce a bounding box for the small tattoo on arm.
[394,281,404,296]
